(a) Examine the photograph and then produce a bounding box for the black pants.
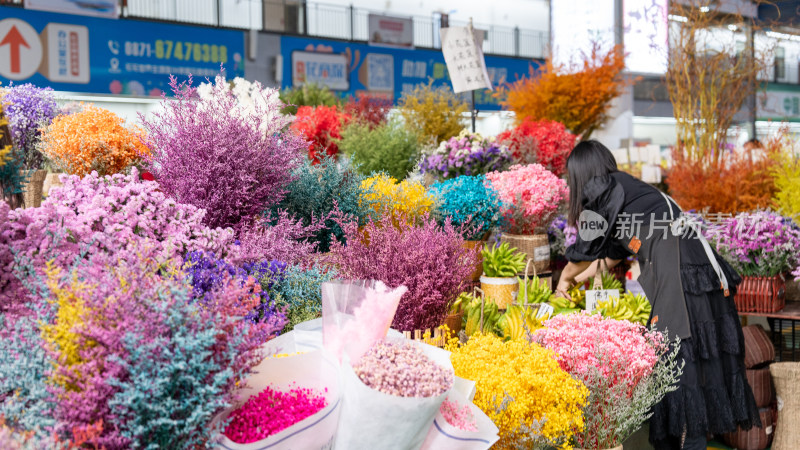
[653,435,706,450]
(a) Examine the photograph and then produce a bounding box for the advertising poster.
[0,6,245,96]
[281,35,540,111]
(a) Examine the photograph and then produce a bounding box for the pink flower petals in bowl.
[353,339,453,398]
[440,398,478,432]
[223,385,328,444]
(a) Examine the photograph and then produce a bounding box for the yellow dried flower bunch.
[39,104,149,177]
[40,263,95,389]
[360,173,434,220]
[0,109,10,168]
[448,333,588,449]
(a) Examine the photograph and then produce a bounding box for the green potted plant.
[480,242,526,309]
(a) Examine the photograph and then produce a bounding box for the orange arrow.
[1,25,30,74]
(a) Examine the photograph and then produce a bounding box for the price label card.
[585,289,620,312]
[536,303,554,319]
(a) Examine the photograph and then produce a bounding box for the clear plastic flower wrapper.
[321,280,407,362]
[420,388,500,450]
[335,339,455,450]
[213,342,342,450]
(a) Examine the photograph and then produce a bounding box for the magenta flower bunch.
[330,212,478,331]
[485,163,569,234]
[140,75,307,230]
[231,210,326,266]
[223,385,327,444]
[0,168,234,315]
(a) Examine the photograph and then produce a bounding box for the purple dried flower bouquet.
[419,130,512,180]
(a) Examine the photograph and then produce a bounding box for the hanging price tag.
[585,289,620,312]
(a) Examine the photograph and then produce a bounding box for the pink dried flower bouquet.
[485,163,569,235]
[533,313,662,393]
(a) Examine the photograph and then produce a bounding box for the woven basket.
[22,169,46,208]
[480,276,518,309]
[499,233,549,275]
[747,367,774,409]
[722,407,773,450]
[443,312,463,338]
[463,240,486,282]
[735,275,786,314]
[743,324,776,370]
[42,172,64,198]
[770,362,800,449]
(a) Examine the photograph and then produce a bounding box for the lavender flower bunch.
[548,215,569,260]
[429,174,501,240]
[183,251,287,327]
[1,83,59,170]
[141,75,307,230]
[706,210,800,277]
[419,130,512,180]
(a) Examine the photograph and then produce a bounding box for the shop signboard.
[280,35,539,110]
[368,14,413,48]
[0,6,245,96]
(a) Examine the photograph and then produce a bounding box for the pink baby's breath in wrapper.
[321,280,407,362]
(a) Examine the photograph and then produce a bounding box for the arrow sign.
[1,25,30,74]
[0,18,42,81]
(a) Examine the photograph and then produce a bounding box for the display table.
[740,303,800,362]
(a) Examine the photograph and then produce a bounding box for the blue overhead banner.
[280,35,541,111]
[0,6,245,96]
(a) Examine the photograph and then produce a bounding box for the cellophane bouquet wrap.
[321,280,406,363]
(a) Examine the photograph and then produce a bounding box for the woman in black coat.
[556,140,760,450]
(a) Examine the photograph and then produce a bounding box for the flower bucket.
[463,240,485,282]
[769,362,800,450]
[479,276,518,309]
[443,312,463,339]
[499,233,549,275]
[734,275,785,314]
[22,169,46,208]
[42,172,64,198]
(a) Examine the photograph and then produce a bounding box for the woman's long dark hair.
[566,140,619,226]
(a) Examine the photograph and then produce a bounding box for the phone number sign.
[0,6,244,96]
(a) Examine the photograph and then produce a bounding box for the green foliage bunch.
[482,242,527,278]
[273,156,374,252]
[279,83,342,115]
[337,119,420,179]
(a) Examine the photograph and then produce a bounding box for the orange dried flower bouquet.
[39,105,148,176]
